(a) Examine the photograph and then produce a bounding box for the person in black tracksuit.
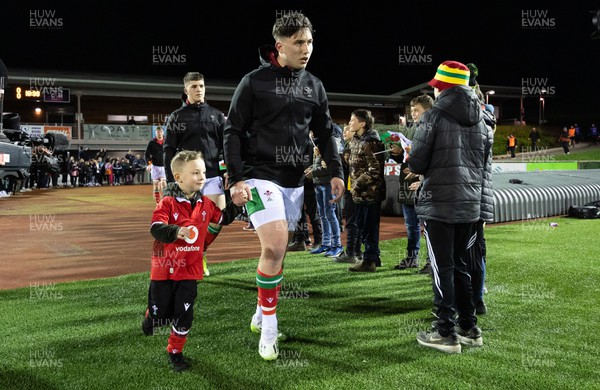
[163,72,226,277]
[467,105,496,316]
[145,128,166,204]
[409,61,492,353]
[145,136,165,168]
[464,67,495,316]
[223,12,344,361]
[163,74,225,197]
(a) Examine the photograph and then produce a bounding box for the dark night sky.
[3,1,600,124]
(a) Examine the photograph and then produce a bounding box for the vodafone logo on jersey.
[183,225,199,244]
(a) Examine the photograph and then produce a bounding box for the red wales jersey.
[150,195,222,281]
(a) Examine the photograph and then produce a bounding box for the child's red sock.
[167,328,188,354]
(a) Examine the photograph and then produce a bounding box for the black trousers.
[335,192,344,232]
[293,180,322,244]
[344,191,361,256]
[147,280,198,332]
[424,220,476,336]
[355,201,381,263]
[467,220,486,305]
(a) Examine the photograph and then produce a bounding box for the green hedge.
[492,125,561,156]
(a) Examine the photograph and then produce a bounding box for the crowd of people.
[14,148,150,192]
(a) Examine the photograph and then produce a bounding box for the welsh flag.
[219,159,227,171]
[380,131,412,162]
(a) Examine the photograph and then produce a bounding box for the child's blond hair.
[170,150,204,174]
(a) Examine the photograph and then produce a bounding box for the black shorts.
[147,279,198,332]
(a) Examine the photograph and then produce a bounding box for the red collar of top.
[268,51,281,67]
[269,52,296,71]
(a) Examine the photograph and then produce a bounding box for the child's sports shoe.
[168,352,190,372]
[455,325,483,347]
[203,255,210,277]
[416,330,461,354]
[324,246,343,258]
[309,245,330,255]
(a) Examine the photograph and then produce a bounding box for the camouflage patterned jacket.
[348,129,386,204]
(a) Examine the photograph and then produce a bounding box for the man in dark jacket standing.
[408,61,491,354]
[163,72,226,277]
[224,12,344,361]
[528,127,540,151]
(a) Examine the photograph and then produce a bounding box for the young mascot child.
[141,150,241,372]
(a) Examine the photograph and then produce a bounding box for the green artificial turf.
[551,148,600,161]
[1,216,599,390]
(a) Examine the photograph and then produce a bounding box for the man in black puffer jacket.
[409,61,492,354]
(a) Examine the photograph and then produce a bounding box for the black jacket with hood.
[408,86,492,224]
[163,95,226,182]
[223,45,343,188]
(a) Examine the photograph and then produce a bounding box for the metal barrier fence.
[382,167,600,222]
[492,170,600,223]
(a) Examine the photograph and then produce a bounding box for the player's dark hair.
[272,12,313,40]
